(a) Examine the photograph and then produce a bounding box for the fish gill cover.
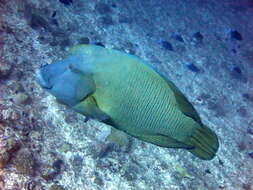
[0,0,252,190]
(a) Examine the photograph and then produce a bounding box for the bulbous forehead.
[37,55,95,107]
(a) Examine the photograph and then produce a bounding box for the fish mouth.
[36,69,52,89]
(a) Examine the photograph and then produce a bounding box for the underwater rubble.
[0,0,252,190]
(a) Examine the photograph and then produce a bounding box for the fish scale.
[37,44,219,160]
[95,57,187,140]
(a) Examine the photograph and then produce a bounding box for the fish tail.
[188,125,219,160]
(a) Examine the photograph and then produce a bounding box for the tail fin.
[188,125,219,160]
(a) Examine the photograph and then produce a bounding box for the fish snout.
[36,66,53,89]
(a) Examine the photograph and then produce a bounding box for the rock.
[100,15,114,26]
[185,63,200,73]
[41,168,58,181]
[52,11,56,18]
[8,83,24,94]
[232,48,237,54]
[196,93,211,105]
[233,66,242,74]
[123,165,139,181]
[205,169,211,174]
[0,137,20,169]
[106,129,130,147]
[93,142,115,159]
[0,151,10,169]
[192,32,204,47]
[29,131,42,141]
[13,92,29,105]
[192,32,204,42]
[52,159,64,171]
[30,14,49,30]
[119,16,132,24]
[219,159,224,166]
[59,0,72,6]
[72,154,83,177]
[72,155,83,168]
[95,3,112,14]
[58,142,73,153]
[6,138,20,153]
[238,141,246,152]
[51,18,58,27]
[237,107,248,117]
[230,30,243,41]
[172,34,184,42]
[0,61,12,78]
[175,164,193,179]
[79,37,90,44]
[230,66,247,82]
[247,121,253,135]
[0,176,4,189]
[248,152,253,158]
[13,148,35,175]
[50,39,59,46]
[60,38,72,48]
[94,42,105,47]
[94,175,104,186]
[242,93,253,102]
[242,183,252,190]
[24,180,44,190]
[207,101,226,117]
[161,40,174,51]
[50,184,66,190]
[41,159,64,181]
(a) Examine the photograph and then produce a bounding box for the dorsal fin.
[165,81,201,123]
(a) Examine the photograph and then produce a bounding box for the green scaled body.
[37,44,219,160]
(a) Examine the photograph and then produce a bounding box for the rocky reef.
[0,0,252,189]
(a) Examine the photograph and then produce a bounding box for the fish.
[37,44,219,160]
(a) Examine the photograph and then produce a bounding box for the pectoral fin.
[73,96,110,121]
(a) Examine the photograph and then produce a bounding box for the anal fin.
[130,132,194,149]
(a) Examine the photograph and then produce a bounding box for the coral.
[12,92,29,105]
[0,151,10,169]
[0,132,20,169]
[0,61,12,79]
[161,40,174,51]
[50,184,66,190]
[106,129,131,147]
[0,0,253,189]
[248,121,253,135]
[41,158,64,181]
[12,148,35,175]
[95,3,112,14]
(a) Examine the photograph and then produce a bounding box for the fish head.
[37,55,95,107]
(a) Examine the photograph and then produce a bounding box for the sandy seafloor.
[0,0,253,189]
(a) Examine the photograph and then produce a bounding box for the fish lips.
[36,66,53,90]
